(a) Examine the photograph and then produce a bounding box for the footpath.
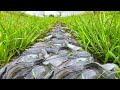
[0,24,118,79]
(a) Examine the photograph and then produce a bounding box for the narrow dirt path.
[0,24,118,79]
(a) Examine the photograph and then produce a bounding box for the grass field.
[61,11,120,65]
[0,11,120,71]
[0,11,57,67]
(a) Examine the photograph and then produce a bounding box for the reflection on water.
[23,11,86,17]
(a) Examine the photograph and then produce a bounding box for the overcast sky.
[24,11,86,17]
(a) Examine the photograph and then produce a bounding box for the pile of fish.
[0,24,119,79]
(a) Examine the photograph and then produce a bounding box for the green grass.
[0,11,120,77]
[0,11,57,67]
[60,11,120,65]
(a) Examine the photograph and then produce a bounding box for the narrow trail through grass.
[0,11,120,70]
[0,24,119,79]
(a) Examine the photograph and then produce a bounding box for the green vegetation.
[61,11,120,65]
[0,11,57,67]
[0,11,120,71]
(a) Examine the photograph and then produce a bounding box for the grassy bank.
[61,11,120,65]
[0,11,120,71]
[0,11,57,67]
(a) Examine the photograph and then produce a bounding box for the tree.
[93,11,96,15]
[58,11,62,16]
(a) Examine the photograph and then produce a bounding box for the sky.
[23,11,86,17]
